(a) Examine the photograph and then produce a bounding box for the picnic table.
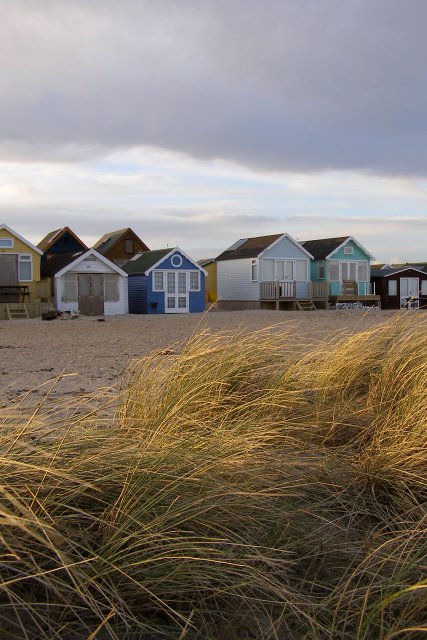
[0,285,31,302]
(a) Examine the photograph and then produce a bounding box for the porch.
[259,281,329,310]
[329,280,381,308]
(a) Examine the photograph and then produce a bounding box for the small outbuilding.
[44,248,128,316]
[371,265,427,309]
[123,248,207,314]
[93,228,150,266]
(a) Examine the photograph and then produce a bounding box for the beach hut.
[0,223,44,318]
[93,228,150,266]
[371,265,427,309]
[199,258,217,303]
[45,248,128,316]
[301,236,380,307]
[215,233,323,310]
[123,248,206,314]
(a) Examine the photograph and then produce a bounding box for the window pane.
[318,261,325,279]
[295,260,307,281]
[421,280,427,295]
[178,272,186,294]
[153,271,164,291]
[276,261,284,280]
[358,262,368,281]
[388,280,397,296]
[349,263,357,280]
[104,274,119,302]
[263,259,274,280]
[285,261,293,279]
[18,255,32,281]
[330,261,339,280]
[63,274,78,302]
[125,239,134,254]
[0,238,13,248]
[190,272,199,290]
[167,273,175,293]
[178,297,187,308]
[167,296,175,308]
[251,260,258,281]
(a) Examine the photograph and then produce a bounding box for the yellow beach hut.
[0,223,44,319]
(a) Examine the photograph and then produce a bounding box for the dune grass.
[0,313,426,638]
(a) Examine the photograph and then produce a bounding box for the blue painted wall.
[128,250,205,314]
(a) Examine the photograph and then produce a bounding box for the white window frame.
[388,280,397,296]
[62,273,78,302]
[189,271,200,291]
[153,270,165,291]
[251,259,258,282]
[344,246,354,255]
[318,261,326,279]
[294,260,308,281]
[18,254,33,282]
[421,280,427,296]
[104,273,120,302]
[0,237,13,248]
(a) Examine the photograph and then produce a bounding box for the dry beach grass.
[0,309,426,638]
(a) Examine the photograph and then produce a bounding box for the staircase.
[6,304,29,320]
[296,300,317,311]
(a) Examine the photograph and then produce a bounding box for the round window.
[171,254,183,268]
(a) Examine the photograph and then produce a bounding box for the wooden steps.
[6,304,29,320]
[296,300,317,311]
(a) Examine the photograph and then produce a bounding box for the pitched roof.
[41,251,85,277]
[93,228,149,256]
[215,234,283,261]
[122,249,172,274]
[371,265,427,278]
[37,227,88,253]
[54,248,128,278]
[301,237,351,260]
[0,223,43,255]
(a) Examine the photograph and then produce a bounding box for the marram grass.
[0,313,427,639]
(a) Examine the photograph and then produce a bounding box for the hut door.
[78,273,105,315]
[400,278,419,309]
[0,254,18,285]
[165,272,189,313]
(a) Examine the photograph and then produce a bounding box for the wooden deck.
[259,281,329,310]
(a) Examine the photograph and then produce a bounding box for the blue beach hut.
[123,248,207,314]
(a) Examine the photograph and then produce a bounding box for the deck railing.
[260,280,295,299]
[308,282,329,299]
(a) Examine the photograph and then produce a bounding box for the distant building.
[93,228,149,266]
[371,264,427,309]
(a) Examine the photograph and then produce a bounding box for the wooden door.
[0,254,18,285]
[400,278,419,309]
[78,273,104,315]
[0,254,19,302]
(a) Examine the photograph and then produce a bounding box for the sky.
[0,0,426,263]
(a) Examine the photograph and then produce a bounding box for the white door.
[400,278,419,308]
[165,272,189,313]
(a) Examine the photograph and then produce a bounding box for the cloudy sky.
[1,0,426,262]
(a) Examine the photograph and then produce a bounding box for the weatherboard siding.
[217,259,259,301]
[0,228,41,301]
[69,256,117,274]
[262,236,308,260]
[128,275,149,313]
[331,240,370,261]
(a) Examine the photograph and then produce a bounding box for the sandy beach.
[0,309,402,410]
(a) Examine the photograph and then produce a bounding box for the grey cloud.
[0,0,426,175]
